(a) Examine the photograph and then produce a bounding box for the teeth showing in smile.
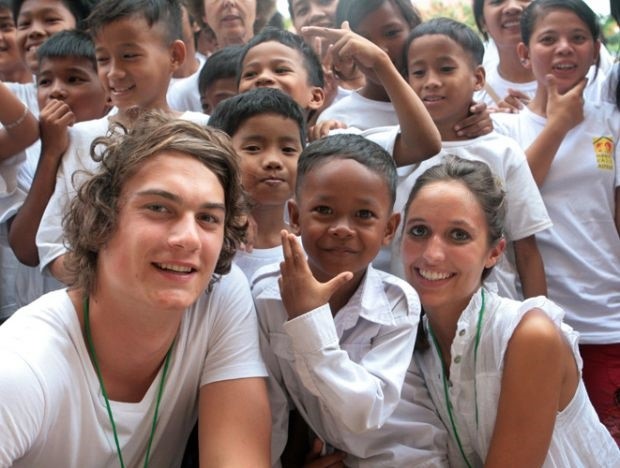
[419,269,451,281]
[156,263,193,273]
[553,64,575,70]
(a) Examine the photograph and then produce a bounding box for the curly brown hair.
[63,111,247,295]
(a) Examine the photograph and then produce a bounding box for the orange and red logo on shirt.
[593,136,614,170]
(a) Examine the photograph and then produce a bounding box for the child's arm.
[8,100,74,266]
[302,24,441,166]
[513,235,547,298]
[0,82,39,159]
[525,76,587,186]
[279,231,417,433]
[485,309,576,467]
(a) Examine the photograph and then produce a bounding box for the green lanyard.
[428,289,486,468]
[83,296,173,468]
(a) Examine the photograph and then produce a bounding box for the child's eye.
[275,67,292,74]
[37,78,51,87]
[123,53,138,60]
[313,205,332,215]
[572,34,588,44]
[95,56,110,65]
[539,35,555,45]
[0,21,15,32]
[242,145,261,153]
[282,146,300,155]
[45,16,63,24]
[409,69,425,78]
[17,20,31,29]
[384,28,403,39]
[68,75,86,84]
[241,70,257,79]
[356,209,376,220]
[450,229,471,242]
[440,66,456,73]
[408,224,428,237]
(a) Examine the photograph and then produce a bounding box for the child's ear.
[287,199,302,235]
[306,86,325,111]
[516,42,531,69]
[473,65,485,92]
[382,212,401,246]
[484,237,506,269]
[169,39,186,72]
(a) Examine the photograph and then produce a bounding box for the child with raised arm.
[36,0,209,286]
[401,155,620,467]
[253,134,448,467]
[384,17,549,300]
[208,88,306,281]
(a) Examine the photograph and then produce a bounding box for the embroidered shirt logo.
[593,137,614,170]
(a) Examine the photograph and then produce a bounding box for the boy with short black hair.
[36,0,208,285]
[252,133,448,466]
[197,45,242,115]
[237,27,326,121]
[395,17,550,299]
[209,87,306,280]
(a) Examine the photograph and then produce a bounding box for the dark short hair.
[336,0,422,32]
[87,0,182,44]
[296,134,397,207]
[238,27,324,88]
[63,111,247,294]
[36,29,97,70]
[521,0,600,46]
[209,87,307,145]
[404,17,484,76]
[13,0,94,29]
[472,0,488,41]
[198,45,244,95]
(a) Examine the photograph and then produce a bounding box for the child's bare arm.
[302,23,441,165]
[0,82,39,160]
[8,99,74,266]
[513,235,547,298]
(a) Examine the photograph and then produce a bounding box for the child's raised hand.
[308,119,348,141]
[545,74,586,134]
[39,99,75,158]
[278,230,353,320]
[454,101,493,138]
[501,88,531,111]
[301,22,387,80]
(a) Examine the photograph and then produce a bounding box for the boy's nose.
[328,219,354,238]
[168,214,201,252]
[255,72,275,87]
[49,83,68,100]
[263,154,283,170]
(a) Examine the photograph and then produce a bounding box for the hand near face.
[301,21,386,82]
[39,99,75,158]
[454,101,493,138]
[545,74,586,134]
[278,230,353,320]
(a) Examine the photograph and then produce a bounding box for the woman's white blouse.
[415,288,620,467]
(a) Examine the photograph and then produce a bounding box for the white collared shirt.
[252,263,449,467]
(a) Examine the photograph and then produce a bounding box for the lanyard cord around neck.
[428,289,486,468]
[83,296,173,468]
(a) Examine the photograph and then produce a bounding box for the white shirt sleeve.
[282,302,416,434]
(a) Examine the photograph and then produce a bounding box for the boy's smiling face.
[288,157,399,285]
[36,56,109,122]
[407,34,484,138]
[238,40,324,112]
[94,15,184,115]
[16,0,76,73]
[232,113,302,208]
